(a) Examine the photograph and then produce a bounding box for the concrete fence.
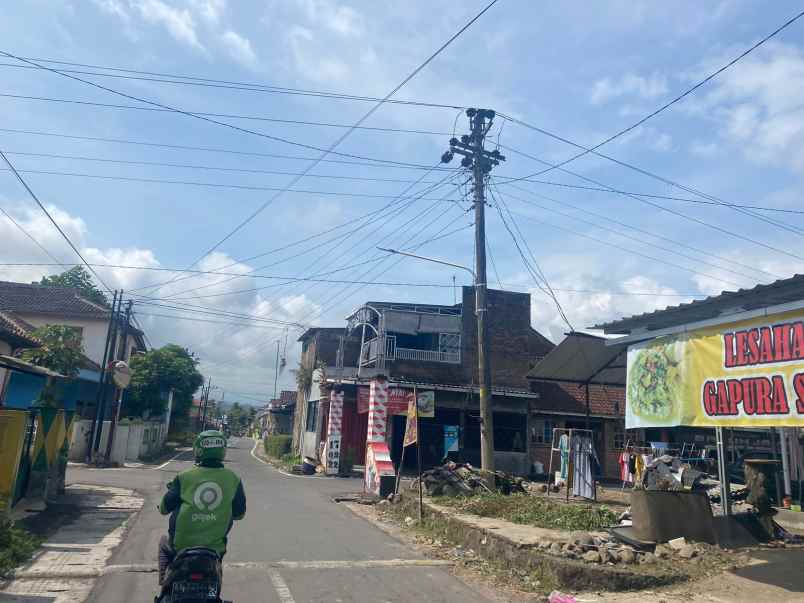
[69,419,168,464]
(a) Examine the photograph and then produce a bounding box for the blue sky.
[1,0,803,404]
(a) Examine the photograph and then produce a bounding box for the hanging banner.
[443,425,459,459]
[626,309,804,428]
[359,386,435,417]
[0,410,28,509]
[403,399,418,447]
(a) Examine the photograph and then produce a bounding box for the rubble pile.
[639,454,710,491]
[536,533,707,566]
[414,462,528,497]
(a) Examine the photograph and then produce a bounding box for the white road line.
[249,438,318,479]
[268,568,296,603]
[152,449,188,470]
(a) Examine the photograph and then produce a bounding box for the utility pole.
[442,108,505,478]
[105,300,133,463]
[273,339,280,400]
[201,376,212,431]
[89,290,120,461]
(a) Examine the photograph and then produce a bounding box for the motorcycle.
[155,547,232,603]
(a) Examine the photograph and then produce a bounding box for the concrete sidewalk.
[0,484,143,603]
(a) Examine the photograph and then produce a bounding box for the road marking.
[249,438,322,479]
[14,558,457,579]
[153,449,189,470]
[268,568,296,603]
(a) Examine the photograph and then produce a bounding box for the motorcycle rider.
[158,430,246,584]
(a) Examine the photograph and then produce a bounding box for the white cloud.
[132,0,204,50]
[221,30,257,66]
[590,72,668,105]
[190,0,226,25]
[295,0,363,37]
[693,43,804,172]
[93,0,131,21]
[689,140,718,157]
[0,202,305,398]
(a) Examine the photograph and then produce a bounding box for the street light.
[378,246,495,483]
[377,247,475,280]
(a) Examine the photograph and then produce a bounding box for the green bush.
[0,519,40,577]
[264,435,292,459]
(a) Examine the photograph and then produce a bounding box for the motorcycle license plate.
[172,580,217,598]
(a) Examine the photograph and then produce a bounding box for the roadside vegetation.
[263,435,299,472]
[0,518,41,577]
[434,493,619,531]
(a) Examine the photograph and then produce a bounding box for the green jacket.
[159,462,246,555]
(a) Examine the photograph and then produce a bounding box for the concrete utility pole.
[201,376,212,431]
[442,108,505,477]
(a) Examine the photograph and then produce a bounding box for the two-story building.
[296,287,555,475]
[0,280,146,414]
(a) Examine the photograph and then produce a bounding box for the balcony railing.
[395,347,460,364]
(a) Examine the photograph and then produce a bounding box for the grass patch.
[435,492,619,531]
[276,453,301,472]
[264,435,292,459]
[0,519,41,577]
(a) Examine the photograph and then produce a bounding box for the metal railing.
[395,347,461,364]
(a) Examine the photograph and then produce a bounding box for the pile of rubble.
[639,454,710,491]
[537,532,705,566]
[413,462,528,497]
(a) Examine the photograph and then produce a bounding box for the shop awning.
[526,332,626,387]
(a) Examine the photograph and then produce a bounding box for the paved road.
[69,437,489,602]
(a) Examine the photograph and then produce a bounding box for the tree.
[19,325,84,378]
[40,266,108,307]
[125,345,204,419]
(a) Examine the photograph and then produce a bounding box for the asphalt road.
[68,437,490,602]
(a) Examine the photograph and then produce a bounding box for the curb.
[411,497,687,592]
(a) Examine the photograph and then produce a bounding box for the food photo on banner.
[626,310,804,428]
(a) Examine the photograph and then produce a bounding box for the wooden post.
[416,386,423,522]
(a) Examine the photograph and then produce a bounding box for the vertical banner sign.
[0,410,27,510]
[403,398,418,447]
[365,379,395,496]
[443,425,460,459]
[325,391,344,475]
[626,310,804,428]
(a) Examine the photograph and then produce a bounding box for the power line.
[156,169,458,300]
[498,9,804,178]
[497,143,804,262]
[0,91,450,136]
[495,178,781,283]
[500,118,803,239]
[2,150,448,185]
[0,166,466,202]
[494,173,804,216]
[134,311,292,330]
[126,173,455,295]
[3,57,465,110]
[0,127,454,172]
[0,1,501,279]
[0,148,113,294]
[0,205,65,264]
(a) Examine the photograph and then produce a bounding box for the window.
[438,333,460,358]
[531,419,553,445]
[305,400,318,432]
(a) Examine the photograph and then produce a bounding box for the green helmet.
[194,430,226,464]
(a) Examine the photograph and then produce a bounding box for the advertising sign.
[403,399,418,447]
[626,310,804,428]
[358,386,435,417]
[443,425,459,458]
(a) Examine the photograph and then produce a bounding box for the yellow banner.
[626,309,804,428]
[0,410,28,505]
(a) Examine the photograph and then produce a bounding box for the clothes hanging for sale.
[628,454,637,476]
[618,452,633,482]
[634,454,646,483]
[571,436,596,500]
[559,434,570,480]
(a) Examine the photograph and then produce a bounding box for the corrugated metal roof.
[594,274,804,334]
[526,332,626,386]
